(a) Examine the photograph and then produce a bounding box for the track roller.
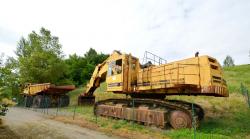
[170,110,192,129]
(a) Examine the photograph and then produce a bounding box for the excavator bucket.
[78,95,95,105]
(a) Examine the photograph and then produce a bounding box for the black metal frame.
[142,51,167,65]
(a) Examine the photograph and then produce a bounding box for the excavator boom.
[78,51,121,104]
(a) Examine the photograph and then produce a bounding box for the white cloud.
[0,0,249,64]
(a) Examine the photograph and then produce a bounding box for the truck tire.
[63,95,70,107]
[44,96,51,108]
[59,95,70,107]
[24,96,33,107]
[33,95,51,108]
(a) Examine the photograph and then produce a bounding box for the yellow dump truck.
[22,83,75,108]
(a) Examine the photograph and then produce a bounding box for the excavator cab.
[78,51,139,105]
[107,56,138,93]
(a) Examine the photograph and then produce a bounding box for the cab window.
[107,59,122,76]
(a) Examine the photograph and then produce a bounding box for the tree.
[65,48,108,86]
[0,55,20,99]
[65,54,87,86]
[84,48,108,65]
[223,55,235,67]
[83,48,108,83]
[15,27,68,85]
[0,53,5,87]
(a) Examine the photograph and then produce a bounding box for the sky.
[0,0,250,65]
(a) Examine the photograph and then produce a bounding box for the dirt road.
[1,107,123,139]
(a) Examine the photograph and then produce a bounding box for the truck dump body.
[23,83,75,96]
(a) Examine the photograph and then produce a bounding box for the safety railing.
[142,51,167,65]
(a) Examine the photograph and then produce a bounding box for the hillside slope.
[224,64,250,93]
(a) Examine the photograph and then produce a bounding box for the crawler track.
[94,99,204,129]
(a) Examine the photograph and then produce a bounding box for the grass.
[64,64,250,139]
[170,95,250,138]
[68,87,83,105]
[60,105,163,139]
[223,64,250,93]
[67,83,126,105]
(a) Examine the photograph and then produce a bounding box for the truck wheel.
[44,96,51,108]
[33,95,43,108]
[63,95,70,106]
[59,95,70,107]
[24,96,33,107]
[33,95,51,108]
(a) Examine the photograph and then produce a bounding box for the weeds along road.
[2,107,123,139]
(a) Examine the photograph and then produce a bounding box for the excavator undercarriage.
[94,98,204,129]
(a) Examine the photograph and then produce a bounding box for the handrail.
[142,51,167,65]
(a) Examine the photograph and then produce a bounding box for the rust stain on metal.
[201,86,228,97]
[96,104,167,128]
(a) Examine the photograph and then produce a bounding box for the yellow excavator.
[78,51,228,129]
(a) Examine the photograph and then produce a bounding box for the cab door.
[122,55,138,93]
[106,59,123,92]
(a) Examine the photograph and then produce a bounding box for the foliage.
[65,48,108,86]
[223,55,235,67]
[0,54,4,87]
[65,54,87,86]
[1,28,108,101]
[0,104,8,116]
[82,48,108,83]
[16,27,68,85]
[0,55,20,100]
[0,55,18,118]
